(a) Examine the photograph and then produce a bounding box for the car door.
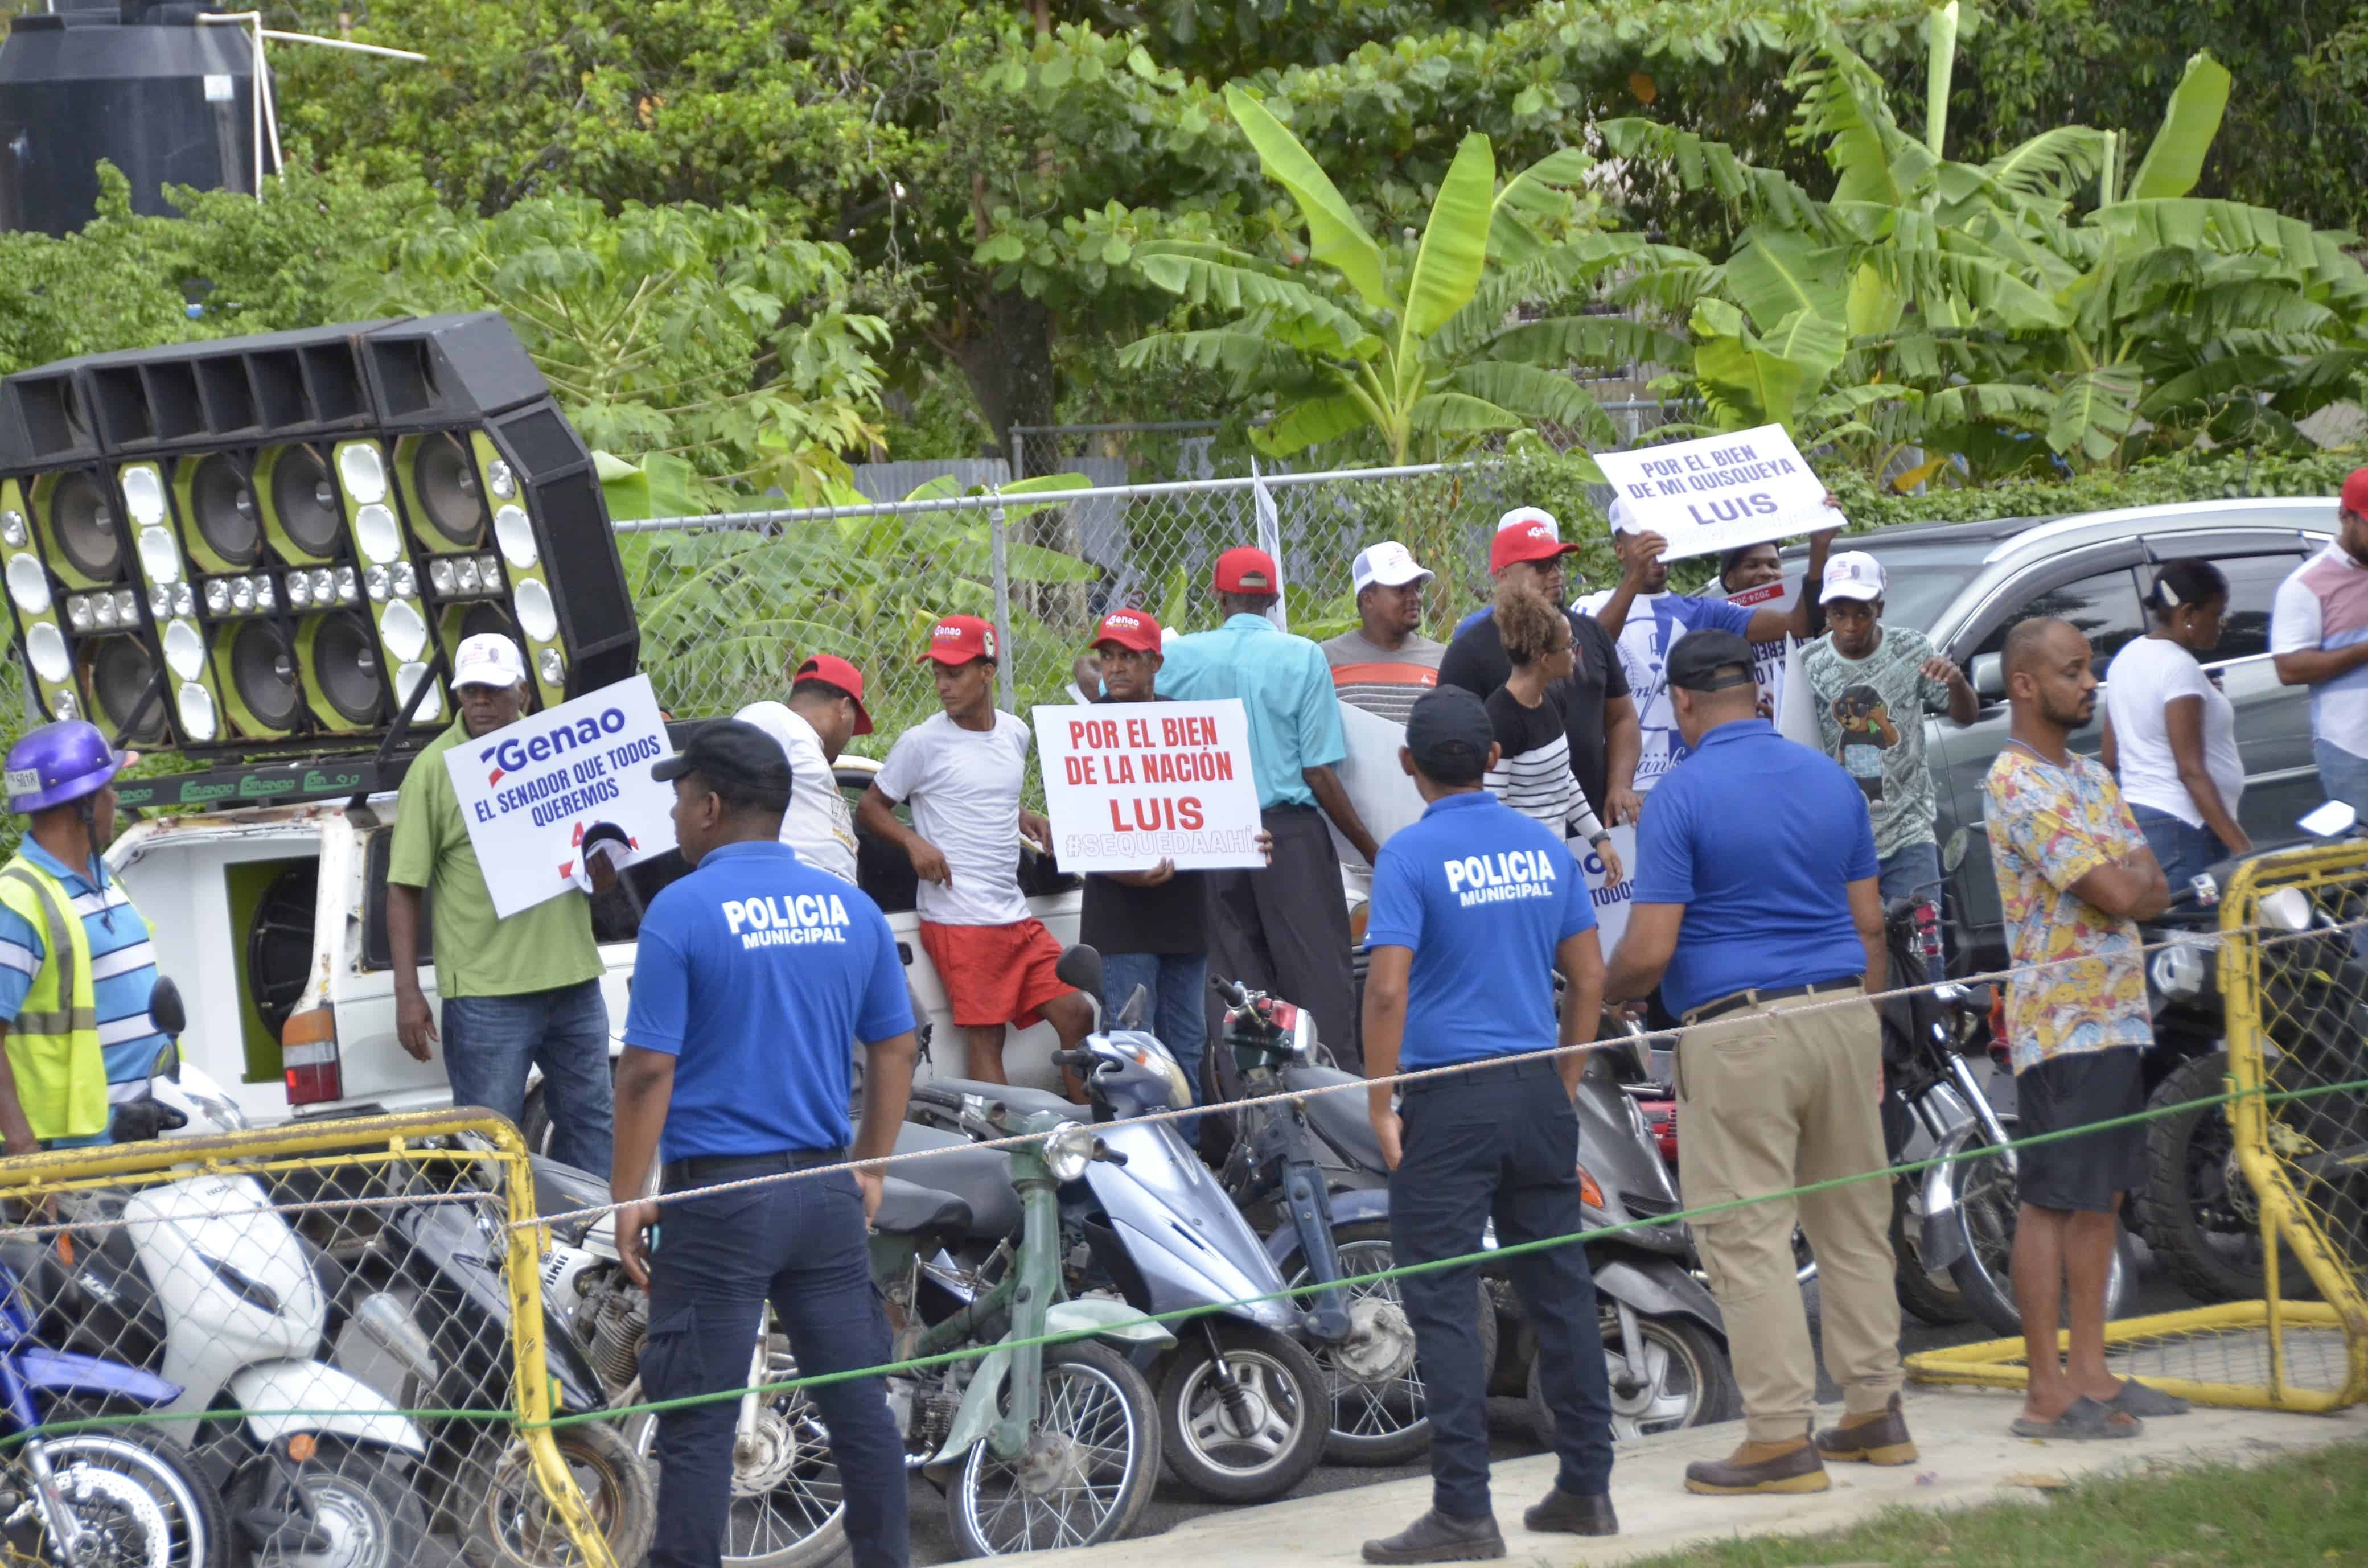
[1935,546,2149,962]
[2141,531,2322,847]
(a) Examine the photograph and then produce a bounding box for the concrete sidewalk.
[1043,1389,2366,1568]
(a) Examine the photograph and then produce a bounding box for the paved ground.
[901,1249,2199,1563]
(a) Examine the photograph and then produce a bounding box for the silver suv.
[1781,496,2334,965]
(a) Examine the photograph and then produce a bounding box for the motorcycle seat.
[1284,1063,1387,1174]
[872,1178,973,1249]
[919,1077,1082,1122]
[892,1121,1023,1241]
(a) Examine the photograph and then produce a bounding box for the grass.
[1614,1441,2368,1568]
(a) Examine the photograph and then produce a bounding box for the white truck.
[108,753,1088,1137]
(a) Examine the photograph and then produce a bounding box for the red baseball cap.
[1090,608,1163,654]
[1490,506,1581,573]
[2344,467,2368,517]
[1213,546,1281,594]
[919,614,998,666]
[793,652,874,735]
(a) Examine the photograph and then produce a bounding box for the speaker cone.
[230,622,304,732]
[48,472,123,582]
[313,611,388,725]
[89,637,166,745]
[190,454,264,567]
[413,432,486,546]
[269,445,345,558]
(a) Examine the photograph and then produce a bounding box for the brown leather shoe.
[1683,1437,1831,1496]
[1816,1392,1919,1466]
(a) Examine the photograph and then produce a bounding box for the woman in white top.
[1482,582,1623,883]
[2101,559,2251,887]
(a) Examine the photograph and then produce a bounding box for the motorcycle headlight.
[1045,1121,1097,1183]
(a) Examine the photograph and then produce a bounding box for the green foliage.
[1822,443,2358,530]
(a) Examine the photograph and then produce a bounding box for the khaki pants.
[1675,987,1902,1443]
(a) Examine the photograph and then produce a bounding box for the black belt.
[1684,976,1864,1027]
[660,1147,846,1193]
[1403,1052,1563,1094]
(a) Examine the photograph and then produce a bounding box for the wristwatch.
[1589,831,1613,849]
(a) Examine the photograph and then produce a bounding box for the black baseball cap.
[1666,629,1758,693]
[1405,686,1495,784]
[652,719,794,804]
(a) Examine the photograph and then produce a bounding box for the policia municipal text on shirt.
[609,720,920,1568]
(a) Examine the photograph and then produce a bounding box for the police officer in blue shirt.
[610,721,919,1568]
[1359,688,1619,1563]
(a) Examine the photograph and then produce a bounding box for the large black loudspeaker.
[0,313,639,759]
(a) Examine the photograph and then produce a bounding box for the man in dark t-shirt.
[1438,507,1642,822]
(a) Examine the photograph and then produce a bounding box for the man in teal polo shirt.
[1158,546,1380,1069]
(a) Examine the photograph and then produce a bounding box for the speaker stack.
[0,314,638,759]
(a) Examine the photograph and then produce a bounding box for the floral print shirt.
[1982,744,2156,1073]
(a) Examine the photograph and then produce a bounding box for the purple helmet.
[4,721,123,815]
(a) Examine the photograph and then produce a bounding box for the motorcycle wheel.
[3,1427,231,1568]
[1154,1321,1327,1503]
[1291,1222,1497,1466]
[459,1422,656,1568]
[1527,1310,1739,1443]
[252,1441,426,1568]
[620,1349,852,1568]
[2136,1049,2312,1304]
[948,1341,1158,1558]
[1890,1179,1971,1326]
[1944,1114,2140,1339]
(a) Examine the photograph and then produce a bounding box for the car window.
[1972,568,2147,665]
[2181,553,2301,665]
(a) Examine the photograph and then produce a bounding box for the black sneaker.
[1361,1510,1507,1564]
[1522,1487,1618,1536]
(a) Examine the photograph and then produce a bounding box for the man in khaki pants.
[1606,630,1910,1495]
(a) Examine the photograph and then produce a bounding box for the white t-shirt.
[872,710,1033,927]
[2271,543,2368,760]
[1571,588,1758,791]
[733,700,860,885]
[2103,636,2243,829]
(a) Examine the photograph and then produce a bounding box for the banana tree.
[1120,85,1692,464]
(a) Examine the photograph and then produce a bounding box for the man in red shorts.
[858,614,1095,1085]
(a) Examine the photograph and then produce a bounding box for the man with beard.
[1324,541,1446,723]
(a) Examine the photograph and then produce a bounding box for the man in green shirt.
[388,633,616,1175]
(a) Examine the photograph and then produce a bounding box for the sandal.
[2107,1380,2190,1417]
[2009,1395,2143,1441]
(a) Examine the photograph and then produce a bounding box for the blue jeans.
[442,979,614,1176]
[2132,805,2225,890]
[2317,738,2368,815]
[1102,952,1207,1125]
[1877,840,1942,907]
[642,1163,907,1568]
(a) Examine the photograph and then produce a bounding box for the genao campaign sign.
[1032,698,1265,873]
[443,672,678,917]
[1596,425,1836,562]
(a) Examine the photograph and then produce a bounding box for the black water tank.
[0,1,274,237]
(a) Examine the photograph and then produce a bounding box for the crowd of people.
[13,473,2368,1568]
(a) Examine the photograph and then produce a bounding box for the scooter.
[907,948,1329,1507]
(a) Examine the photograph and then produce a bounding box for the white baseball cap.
[1820,550,1886,604]
[452,632,529,689]
[1352,540,1434,594]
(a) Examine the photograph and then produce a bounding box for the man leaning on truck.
[387,633,616,1175]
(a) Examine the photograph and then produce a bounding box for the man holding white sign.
[389,634,623,1175]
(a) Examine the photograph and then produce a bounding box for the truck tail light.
[282,1006,343,1105]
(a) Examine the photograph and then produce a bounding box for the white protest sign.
[1775,638,1827,752]
[1729,570,1807,717]
[1596,424,1835,562]
[1325,701,1429,870]
[443,673,677,918]
[1577,824,1637,958]
[1032,699,1265,873]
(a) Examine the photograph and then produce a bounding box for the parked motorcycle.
[908,948,1329,1507]
[1211,978,1492,1464]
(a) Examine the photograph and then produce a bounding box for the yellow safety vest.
[0,856,106,1142]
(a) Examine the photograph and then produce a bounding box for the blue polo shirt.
[622,840,912,1163]
[1631,718,1876,1017]
[0,841,170,1145]
[1363,791,1596,1070]
[1156,614,1346,810]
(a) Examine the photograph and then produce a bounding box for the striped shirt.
[1483,685,1604,845]
[1321,629,1445,725]
[0,841,168,1112]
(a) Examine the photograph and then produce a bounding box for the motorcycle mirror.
[1942,827,1972,873]
[148,976,186,1039]
[1116,983,1149,1031]
[1054,944,1105,1001]
[2299,799,2357,838]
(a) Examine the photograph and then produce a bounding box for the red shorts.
[918,919,1075,1029]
